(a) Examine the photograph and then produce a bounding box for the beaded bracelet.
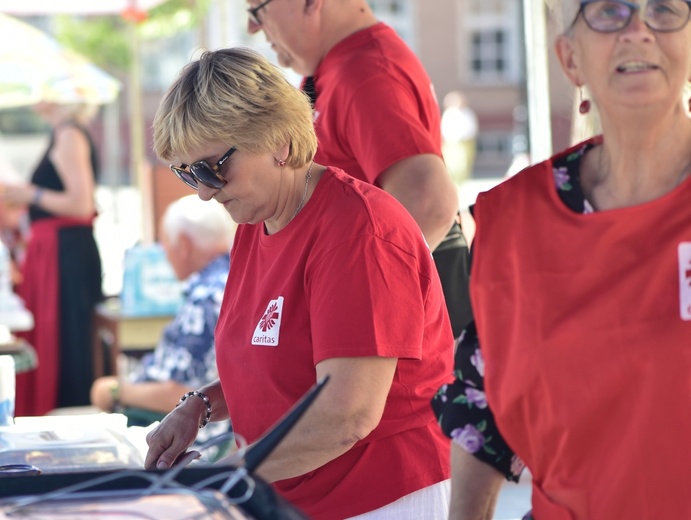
[178,390,212,429]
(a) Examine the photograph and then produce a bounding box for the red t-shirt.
[472,141,691,519]
[216,168,452,519]
[311,23,442,185]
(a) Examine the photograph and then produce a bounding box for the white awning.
[0,0,168,16]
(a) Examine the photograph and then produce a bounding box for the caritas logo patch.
[678,243,691,320]
[252,297,284,346]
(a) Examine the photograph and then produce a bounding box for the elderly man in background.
[91,195,235,441]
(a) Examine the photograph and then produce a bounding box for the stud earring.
[277,159,286,167]
[578,87,591,115]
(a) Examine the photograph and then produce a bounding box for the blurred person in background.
[432,0,691,518]
[145,47,453,520]
[91,194,234,444]
[441,90,478,185]
[0,100,103,416]
[0,150,27,286]
[246,0,472,337]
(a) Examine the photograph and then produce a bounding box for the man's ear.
[304,0,322,15]
[176,232,193,260]
[555,35,582,87]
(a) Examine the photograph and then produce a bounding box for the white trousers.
[345,480,451,520]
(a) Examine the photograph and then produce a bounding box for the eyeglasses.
[248,0,275,26]
[574,0,691,32]
[170,146,236,190]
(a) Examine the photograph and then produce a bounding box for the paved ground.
[494,476,531,519]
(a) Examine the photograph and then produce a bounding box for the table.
[92,298,173,378]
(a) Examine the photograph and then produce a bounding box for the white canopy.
[0,0,168,15]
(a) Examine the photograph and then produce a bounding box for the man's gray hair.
[162,194,237,251]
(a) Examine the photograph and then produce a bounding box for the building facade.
[368,0,577,178]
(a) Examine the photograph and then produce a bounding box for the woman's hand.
[144,398,205,470]
[0,182,33,208]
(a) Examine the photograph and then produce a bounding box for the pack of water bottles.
[120,243,183,317]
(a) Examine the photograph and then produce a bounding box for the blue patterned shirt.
[130,253,229,389]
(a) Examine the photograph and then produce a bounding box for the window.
[477,132,512,156]
[471,30,507,77]
[474,131,514,177]
[464,1,523,84]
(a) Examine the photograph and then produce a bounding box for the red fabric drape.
[14,216,92,417]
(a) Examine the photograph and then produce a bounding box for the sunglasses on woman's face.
[170,146,237,190]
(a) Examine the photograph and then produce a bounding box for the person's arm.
[448,442,505,520]
[377,154,458,251]
[144,379,228,469]
[0,126,96,217]
[251,356,397,483]
[90,375,192,413]
[431,320,526,518]
[40,125,96,217]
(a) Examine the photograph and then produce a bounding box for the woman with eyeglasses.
[431,0,691,519]
[144,47,454,520]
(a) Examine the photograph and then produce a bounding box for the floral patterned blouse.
[431,141,596,494]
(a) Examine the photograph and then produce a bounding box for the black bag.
[433,218,472,338]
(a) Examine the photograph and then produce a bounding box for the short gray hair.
[545,0,580,34]
[161,195,237,251]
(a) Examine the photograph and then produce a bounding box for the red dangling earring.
[578,87,591,115]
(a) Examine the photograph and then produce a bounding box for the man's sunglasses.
[573,0,691,33]
[170,146,236,190]
[248,0,275,26]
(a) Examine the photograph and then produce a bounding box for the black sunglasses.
[248,0,275,25]
[170,146,236,190]
[573,0,691,33]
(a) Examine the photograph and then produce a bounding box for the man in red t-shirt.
[247,0,472,338]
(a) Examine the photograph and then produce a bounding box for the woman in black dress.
[0,101,103,416]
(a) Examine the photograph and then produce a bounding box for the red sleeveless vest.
[472,140,691,519]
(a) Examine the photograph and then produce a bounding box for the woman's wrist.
[177,390,212,429]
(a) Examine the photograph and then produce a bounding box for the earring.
[277,159,286,167]
[578,87,591,115]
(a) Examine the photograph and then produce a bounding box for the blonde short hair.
[153,47,317,169]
